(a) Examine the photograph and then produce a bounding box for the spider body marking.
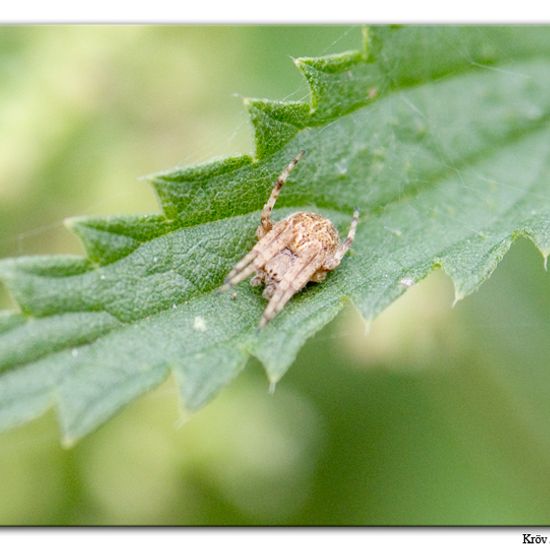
[222,151,359,327]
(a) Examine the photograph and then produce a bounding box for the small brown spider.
[222,151,359,327]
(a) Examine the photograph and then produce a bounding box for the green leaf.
[2,26,550,443]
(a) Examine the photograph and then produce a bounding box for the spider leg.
[221,262,258,291]
[259,243,322,328]
[323,208,359,271]
[259,150,305,236]
[221,221,292,291]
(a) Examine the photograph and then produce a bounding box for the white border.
[0,529,546,549]
[1,0,550,23]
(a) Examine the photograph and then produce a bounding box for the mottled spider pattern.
[222,151,359,327]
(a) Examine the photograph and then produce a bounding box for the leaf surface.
[2,26,550,442]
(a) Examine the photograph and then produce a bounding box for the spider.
[221,151,359,327]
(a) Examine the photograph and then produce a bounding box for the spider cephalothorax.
[222,151,359,327]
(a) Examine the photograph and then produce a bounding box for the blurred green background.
[1,25,550,525]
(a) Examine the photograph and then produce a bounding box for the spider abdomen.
[279,211,340,255]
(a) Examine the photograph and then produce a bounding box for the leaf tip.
[541,249,549,271]
[266,370,282,387]
[292,56,305,69]
[63,216,85,233]
[452,288,466,308]
[61,434,77,449]
[362,316,373,336]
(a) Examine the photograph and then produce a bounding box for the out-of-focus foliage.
[1,26,550,525]
[3,26,550,444]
